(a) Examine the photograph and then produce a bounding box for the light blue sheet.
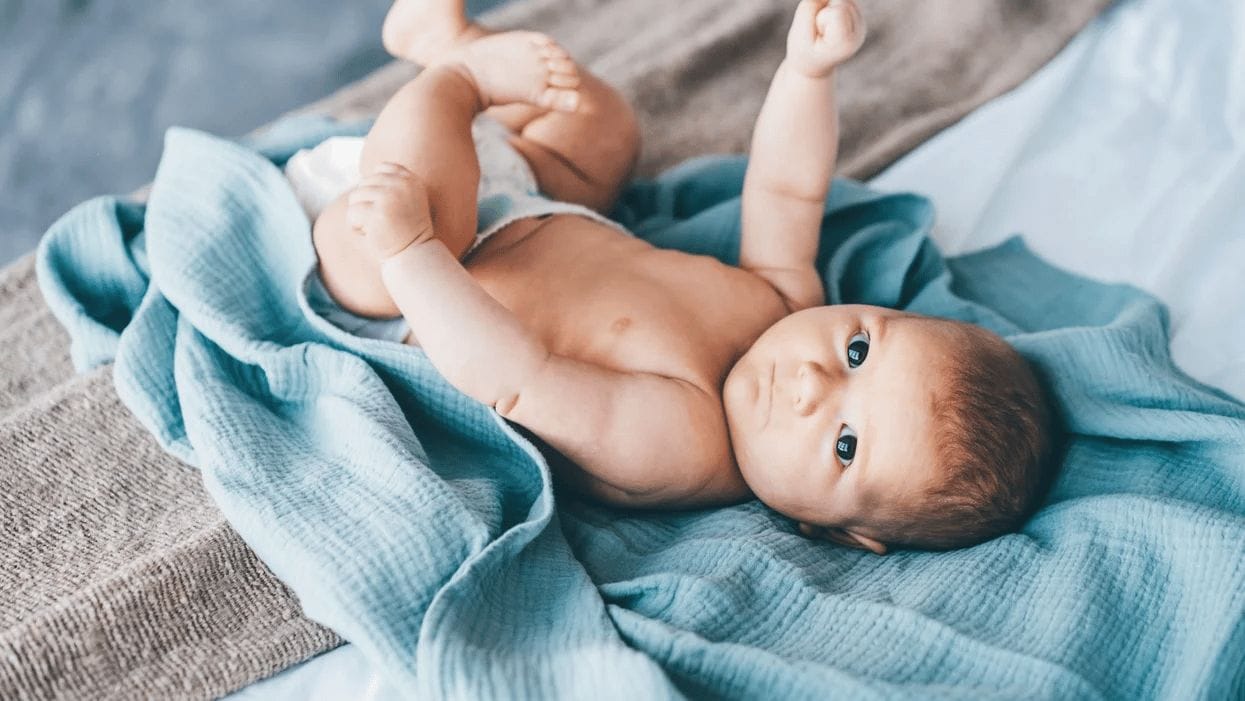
[37,93,1245,698]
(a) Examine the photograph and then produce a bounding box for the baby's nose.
[793,361,834,417]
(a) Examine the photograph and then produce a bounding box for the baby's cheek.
[816,431,841,466]
[732,432,774,490]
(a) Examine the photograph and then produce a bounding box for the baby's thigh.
[311,192,400,319]
[491,70,639,213]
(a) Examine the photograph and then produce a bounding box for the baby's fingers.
[359,159,413,182]
[361,163,421,192]
[815,0,865,49]
[355,173,409,193]
[791,0,825,40]
[345,199,373,231]
[347,185,381,206]
[368,161,415,177]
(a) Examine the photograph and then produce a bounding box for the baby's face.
[723,305,956,534]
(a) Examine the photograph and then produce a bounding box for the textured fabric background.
[1,0,1109,698]
[35,130,1245,699]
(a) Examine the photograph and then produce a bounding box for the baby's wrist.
[375,224,435,261]
[379,237,420,262]
[378,231,438,267]
[784,59,836,81]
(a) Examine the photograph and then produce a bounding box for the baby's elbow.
[676,450,749,507]
[640,411,744,506]
[493,390,522,417]
[484,346,553,419]
[632,447,742,508]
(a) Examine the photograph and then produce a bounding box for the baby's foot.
[382,0,483,65]
[786,0,866,78]
[449,32,581,112]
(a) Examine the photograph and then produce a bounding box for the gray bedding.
[0,0,1109,697]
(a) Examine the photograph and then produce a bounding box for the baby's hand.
[785,0,866,79]
[346,162,435,260]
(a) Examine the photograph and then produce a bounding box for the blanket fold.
[33,116,1245,698]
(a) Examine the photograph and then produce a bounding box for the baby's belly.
[467,214,786,390]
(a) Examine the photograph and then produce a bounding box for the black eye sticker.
[835,425,857,466]
[847,332,869,368]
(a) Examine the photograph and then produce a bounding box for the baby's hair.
[884,320,1056,550]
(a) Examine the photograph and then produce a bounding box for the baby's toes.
[530,33,565,56]
[539,43,573,70]
[540,87,580,113]
[533,38,580,110]
[545,57,580,89]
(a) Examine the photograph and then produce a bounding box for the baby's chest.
[549,294,737,384]
[483,246,787,388]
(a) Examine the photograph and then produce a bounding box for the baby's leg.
[382,0,485,66]
[314,32,581,318]
[495,66,640,213]
[383,0,640,213]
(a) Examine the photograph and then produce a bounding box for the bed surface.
[875,0,1245,401]
[231,0,1245,696]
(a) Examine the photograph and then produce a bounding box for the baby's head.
[723,305,1054,553]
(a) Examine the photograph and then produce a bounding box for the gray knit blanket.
[0,0,1109,697]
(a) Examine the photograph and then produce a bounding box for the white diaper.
[289,114,623,343]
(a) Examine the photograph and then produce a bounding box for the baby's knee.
[591,76,641,162]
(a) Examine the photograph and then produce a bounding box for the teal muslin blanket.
[37,119,1245,699]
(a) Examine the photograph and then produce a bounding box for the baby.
[303,0,1054,552]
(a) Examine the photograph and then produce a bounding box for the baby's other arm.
[499,356,746,508]
[740,0,864,311]
[348,163,548,405]
[351,165,744,508]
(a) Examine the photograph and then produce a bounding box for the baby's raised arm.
[740,0,865,311]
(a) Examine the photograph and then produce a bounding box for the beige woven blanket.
[0,0,1108,697]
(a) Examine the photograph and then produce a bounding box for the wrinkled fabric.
[37,119,1245,699]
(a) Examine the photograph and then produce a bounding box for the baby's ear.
[798,522,888,555]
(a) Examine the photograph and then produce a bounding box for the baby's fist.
[346,162,435,260]
[786,0,866,78]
